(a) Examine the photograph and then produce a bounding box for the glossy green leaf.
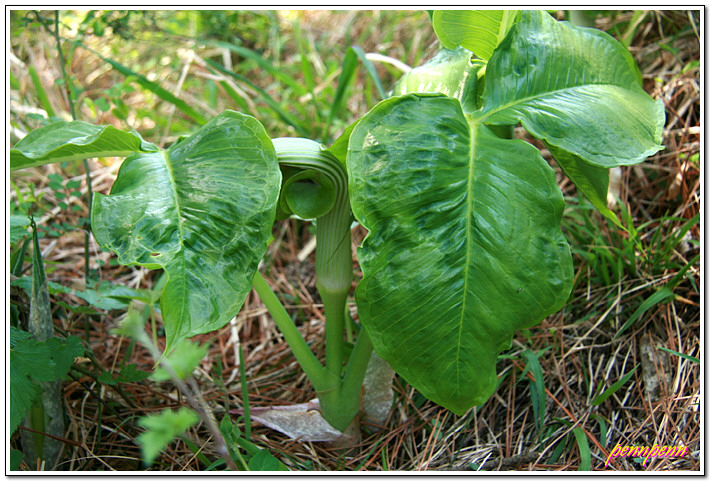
[10,121,157,171]
[548,145,621,227]
[432,10,520,61]
[92,111,281,352]
[348,94,573,413]
[478,10,664,168]
[393,47,478,111]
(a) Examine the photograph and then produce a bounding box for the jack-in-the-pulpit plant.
[11,10,664,433]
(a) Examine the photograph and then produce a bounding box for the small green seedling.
[10,10,664,433]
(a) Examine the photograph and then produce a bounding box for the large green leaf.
[92,111,280,352]
[477,10,664,168]
[393,47,478,111]
[432,10,520,61]
[348,94,573,413]
[10,121,157,171]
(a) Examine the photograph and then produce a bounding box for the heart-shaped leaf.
[348,94,573,413]
[92,111,280,352]
[478,10,664,168]
[11,121,157,171]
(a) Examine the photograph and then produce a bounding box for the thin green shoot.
[571,426,591,471]
[205,59,309,136]
[210,40,307,96]
[79,42,208,125]
[238,345,252,439]
[521,349,546,433]
[656,346,699,364]
[591,364,639,405]
[28,66,55,118]
[614,289,676,339]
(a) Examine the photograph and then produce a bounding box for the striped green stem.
[266,138,373,431]
[273,138,353,377]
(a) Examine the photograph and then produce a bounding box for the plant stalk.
[251,271,338,392]
[133,327,238,471]
[273,138,353,376]
[317,325,373,431]
[52,11,77,121]
[51,10,93,283]
[269,138,376,431]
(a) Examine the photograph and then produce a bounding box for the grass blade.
[28,65,56,118]
[614,289,676,339]
[350,46,387,100]
[294,21,322,127]
[321,45,388,144]
[572,426,591,471]
[83,44,207,125]
[665,213,699,258]
[218,80,254,116]
[521,349,546,433]
[590,414,608,447]
[668,253,700,290]
[591,364,639,406]
[295,23,316,92]
[322,47,359,143]
[657,346,699,364]
[204,59,309,137]
[210,41,307,96]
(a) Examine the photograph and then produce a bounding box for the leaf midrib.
[160,149,188,324]
[455,121,477,399]
[475,83,639,124]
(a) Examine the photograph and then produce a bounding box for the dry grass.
[9,9,700,471]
